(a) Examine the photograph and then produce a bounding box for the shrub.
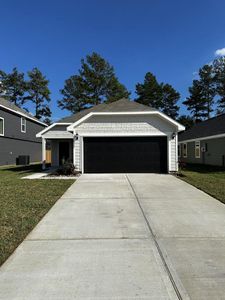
[52,163,80,176]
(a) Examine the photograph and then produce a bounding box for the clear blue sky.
[1,0,225,120]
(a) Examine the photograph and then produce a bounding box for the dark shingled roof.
[0,97,46,125]
[58,98,157,123]
[179,113,225,141]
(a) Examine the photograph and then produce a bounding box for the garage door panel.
[84,137,167,173]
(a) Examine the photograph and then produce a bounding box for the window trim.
[0,117,4,136]
[21,117,26,133]
[183,142,187,158]
[195,141,201,158]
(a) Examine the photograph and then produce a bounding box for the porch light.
[171,132,176,139]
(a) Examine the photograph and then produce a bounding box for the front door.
[59,141,70,165]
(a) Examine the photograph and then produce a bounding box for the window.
[195,141,201,158]
[178,144,181,157]
[0,117,4,136]
[183,143,187,158]
[21,117,26,133]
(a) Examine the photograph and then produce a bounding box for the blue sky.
[1,0,225,121]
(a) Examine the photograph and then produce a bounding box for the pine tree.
[135,72,162,109]
[0,68,26,107]
[213,57,225,113]
[0,70,7,94]
[25,68,51,122]
[160,83,180,119]
[59,75,88,113]
[58,52,129,113]
[177,115,194,129]
[183,80,207,121]
[198,64,216,119]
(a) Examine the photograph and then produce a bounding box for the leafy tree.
[25,67,51,122]
[177,115,194,129]
[198,64,216,118]
[160,83,180,119]
[58,52,130,113]
[135,72,162,109]
[213,57,225,113]
[183,80,207,121]
[0,68,26,107]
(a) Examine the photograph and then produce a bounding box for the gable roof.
[0,97,47,126]
[179,113,225,141]
[58,98,157,123]
[37,98,185,137]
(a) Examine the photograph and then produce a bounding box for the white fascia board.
[0,104,47,127]
[43,135,73,139]
[78,132,169,137]
[36,122,72,137]
[67,111,185,132]
[178,133,225,144]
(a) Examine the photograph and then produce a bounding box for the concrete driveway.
[1,174,225,299]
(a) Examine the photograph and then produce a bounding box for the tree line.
[0,68,51,124]
[1,52,225,128]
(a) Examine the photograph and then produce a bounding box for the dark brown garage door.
[83,137,168,173]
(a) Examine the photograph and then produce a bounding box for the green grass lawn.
[180,164,225,204]
[0,164,74,266]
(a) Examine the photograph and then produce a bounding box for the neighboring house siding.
[0,108,44,142]
[179,137,225,167]
[0,107,45,165]
[0,137,42,165]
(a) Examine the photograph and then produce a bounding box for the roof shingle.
[179,113,225,141]
[58,98,156,123]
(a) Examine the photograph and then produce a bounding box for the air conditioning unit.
[16,155,30,165]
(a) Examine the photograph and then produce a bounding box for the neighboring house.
[179,113,225,167]
[0,97,47,166]
[37,98,184,173]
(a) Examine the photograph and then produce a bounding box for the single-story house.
[37,98,185,173]
[0,97,47,166]
[179,113,225,167]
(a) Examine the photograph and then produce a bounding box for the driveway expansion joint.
[125,174,185,300]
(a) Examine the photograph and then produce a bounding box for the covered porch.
[42,138,74,168]
[40,124,75,169]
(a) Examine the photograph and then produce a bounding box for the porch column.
[73,136,76,167]
[42,137,46,170]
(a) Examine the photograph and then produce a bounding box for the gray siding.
[0,108,44,142]
[0,137,42,165]
[179,137,225,166]
[0,107,45,165]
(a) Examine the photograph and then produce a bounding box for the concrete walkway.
[1,174,225,299]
